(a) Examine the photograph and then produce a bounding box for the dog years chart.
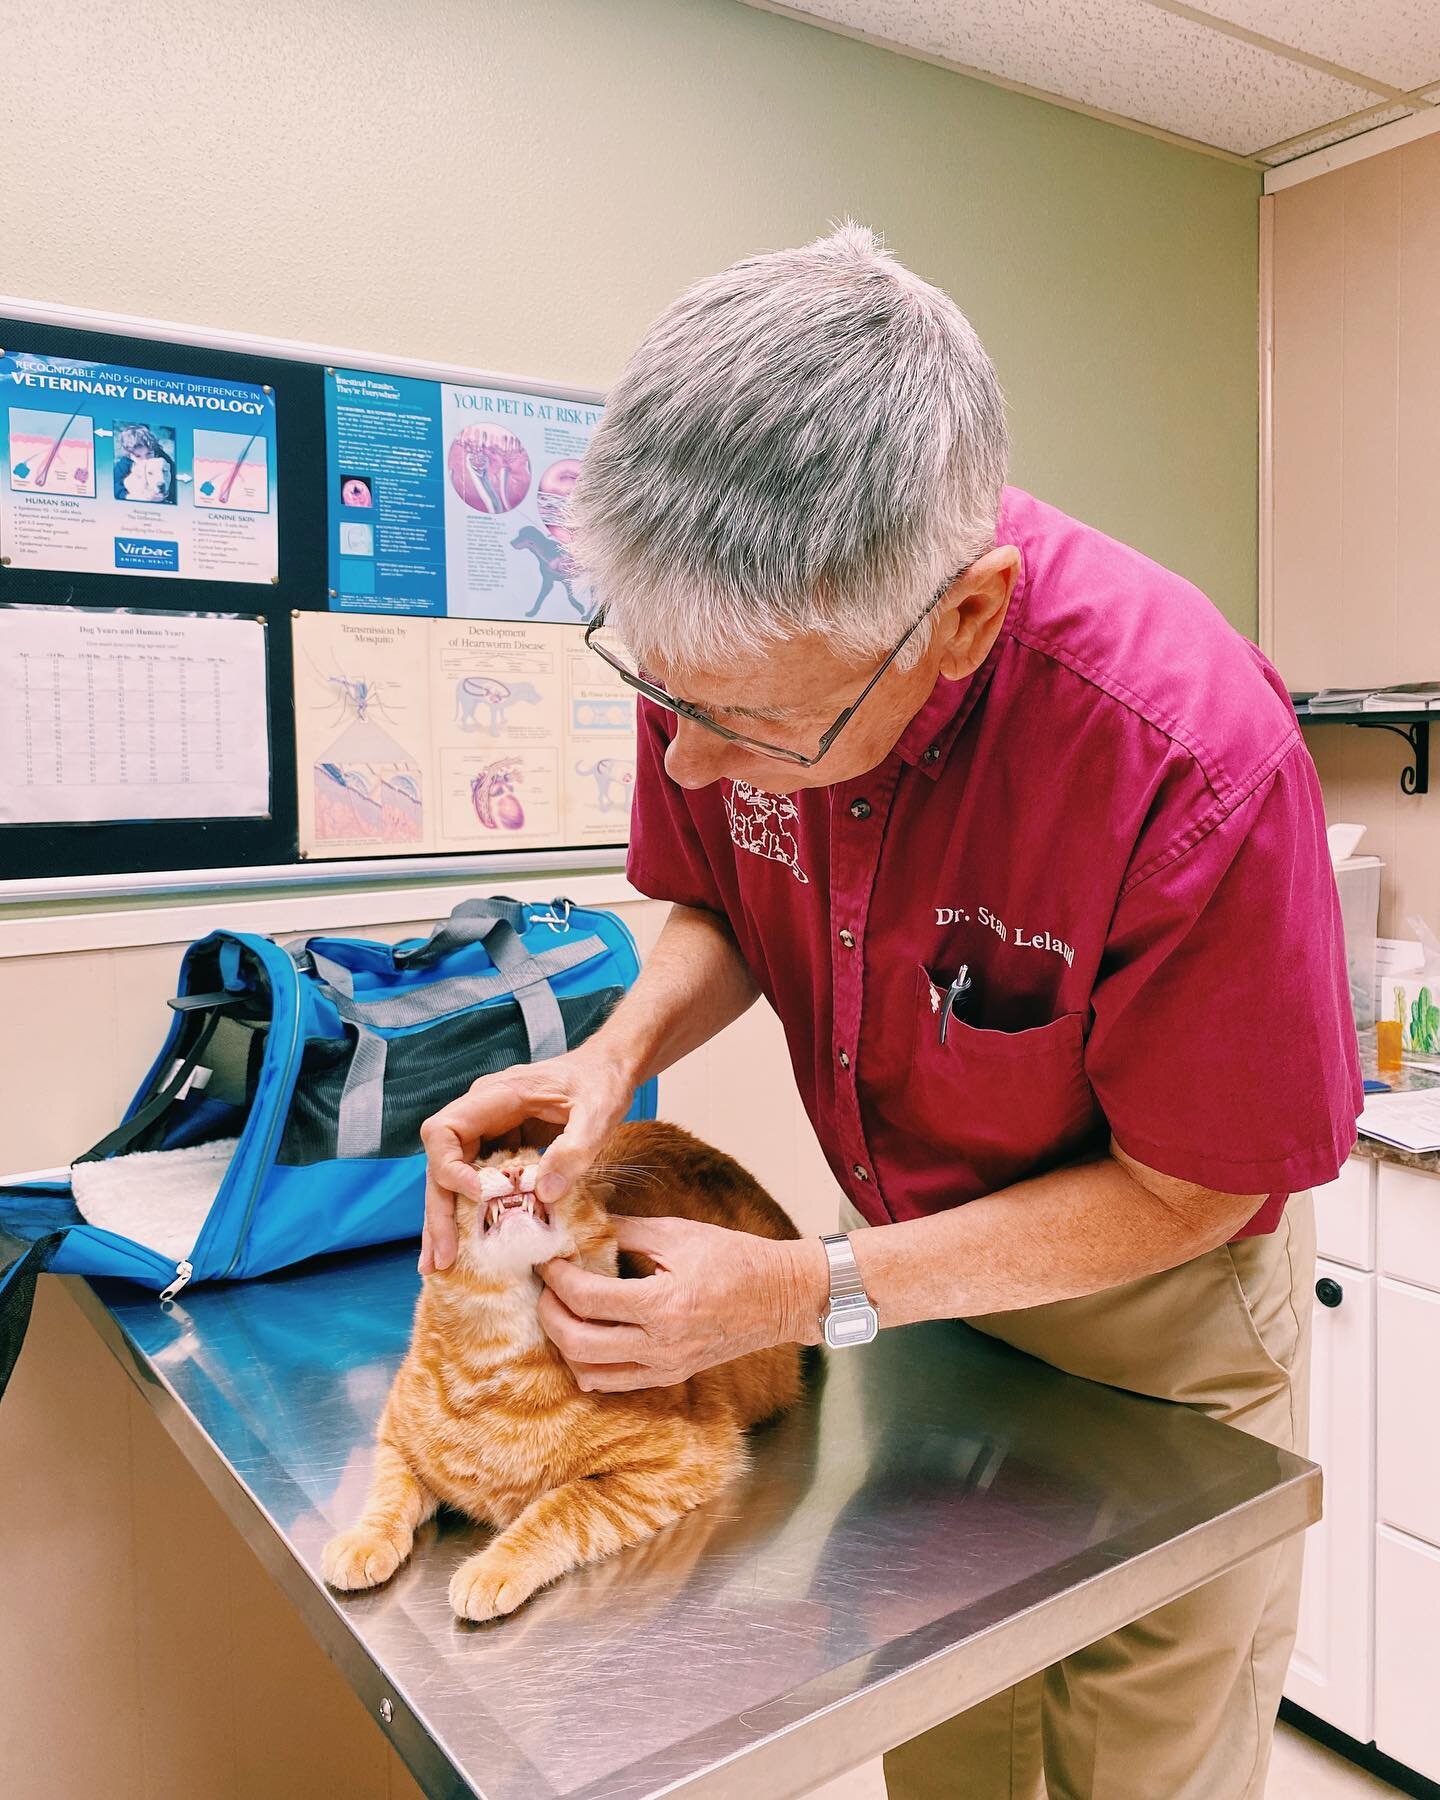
[0,605,270,825]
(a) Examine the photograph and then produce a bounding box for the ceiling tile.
[1258,105,1415,165]
[1180,1,1440,94]
[785,0,1384,152]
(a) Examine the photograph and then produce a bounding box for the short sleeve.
[624,699,728,916]
[1086,742,1362,1198]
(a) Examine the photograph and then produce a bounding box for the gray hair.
[572,223,1008,674]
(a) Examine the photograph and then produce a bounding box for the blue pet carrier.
[0,896,654,1397]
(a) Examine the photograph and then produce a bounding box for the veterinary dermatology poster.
[0,605,271,825]
[0,351,278,583]
[293,610,634,857]
[324,366,601,623]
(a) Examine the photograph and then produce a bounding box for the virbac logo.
[114,537,179,572]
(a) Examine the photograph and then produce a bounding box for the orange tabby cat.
[322,1120,802,1621]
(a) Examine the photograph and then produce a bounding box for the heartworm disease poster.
[0,351,278,583]
[293,610,635,858]
[324,367,602,623]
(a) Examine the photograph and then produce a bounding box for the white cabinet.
[1286,1257,1376,1741]
[1379,1163,1440,1294]
[1377,1277,1440,1546]
[1314,1155,1376,1271]
[1375,1526,1440,1784]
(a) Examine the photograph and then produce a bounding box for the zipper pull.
[159,1260,194,1304]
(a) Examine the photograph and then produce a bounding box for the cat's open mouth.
[483,1191,551,1235]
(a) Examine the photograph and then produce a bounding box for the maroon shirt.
[628,488,1362,1236]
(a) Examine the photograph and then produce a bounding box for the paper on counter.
[1357,1088,1440,1153]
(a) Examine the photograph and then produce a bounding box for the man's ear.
[935,547,1021,680]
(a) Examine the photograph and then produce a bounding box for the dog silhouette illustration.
[574,757,636,814]
[454,677,543,735]
[510,526,587,619]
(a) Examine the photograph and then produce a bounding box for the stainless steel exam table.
[66,1244,1319,1800]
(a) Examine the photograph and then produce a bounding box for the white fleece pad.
[71,1138,239,1264]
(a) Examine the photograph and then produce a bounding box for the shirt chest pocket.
[904,964,1101,1192]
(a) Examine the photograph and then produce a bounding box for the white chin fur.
[469,1212,575,1277]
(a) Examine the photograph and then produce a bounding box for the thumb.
[535,1111,609,1206]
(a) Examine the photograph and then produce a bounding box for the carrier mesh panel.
[276,986,623,1166]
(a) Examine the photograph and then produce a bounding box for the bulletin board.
[0,300,624,892]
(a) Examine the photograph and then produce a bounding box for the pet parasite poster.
[323,366,601,623]
[0,350,278,583]
[293,610,635,858]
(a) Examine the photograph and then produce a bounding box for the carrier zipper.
[159,1261,194,1304]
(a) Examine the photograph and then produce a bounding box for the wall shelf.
[1292,698,1432,796]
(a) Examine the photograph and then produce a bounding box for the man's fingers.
[536,1287,651,1364]
[538,1255,652,1322]
[534,1112,611,1206]
[567,1360,681,1393]
[419,1113,485,1192]
[422,1174,459,1273]
[610,1214,682,1257]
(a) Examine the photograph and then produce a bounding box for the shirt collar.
[894,532,1028,780]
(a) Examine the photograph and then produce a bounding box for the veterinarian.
[421,226,1360,1800]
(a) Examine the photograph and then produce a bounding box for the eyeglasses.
[583,576,953,767]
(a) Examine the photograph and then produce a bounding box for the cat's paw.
[449,1550,545,1621]
[322,1527,407,1591]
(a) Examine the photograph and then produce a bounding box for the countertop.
[67,1244,1318,1800]
[1351,1026,1440,1176]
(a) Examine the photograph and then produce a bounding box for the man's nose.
[664,716,733,790]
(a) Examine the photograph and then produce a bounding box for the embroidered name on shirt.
[934,904,1075,967]
[724,781,810,885]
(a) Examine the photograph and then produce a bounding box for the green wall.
[4,0,1260,628]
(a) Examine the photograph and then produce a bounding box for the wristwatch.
[818,1232,879,1347]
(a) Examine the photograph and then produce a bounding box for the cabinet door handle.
[1316,1277,1344,1308]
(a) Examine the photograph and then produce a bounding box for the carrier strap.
[336,1027,389,1161]
[323,921,578,1159]
[72,1012,223,1166]
[0,1229,68,1404]
[308,931,593,1045]
[392,897,530,969]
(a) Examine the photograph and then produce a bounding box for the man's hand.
[537,1215,829,1391]
[417,1047,632,1274]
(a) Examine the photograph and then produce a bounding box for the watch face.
[824,1305,879,1348]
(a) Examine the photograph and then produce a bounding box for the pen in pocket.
[938,965,973,1045]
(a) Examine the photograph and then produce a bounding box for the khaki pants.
[847,1194,1316,1800]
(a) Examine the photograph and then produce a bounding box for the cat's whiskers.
[585,1160,664,1189]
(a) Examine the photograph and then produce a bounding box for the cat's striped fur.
[322,1120,802,1621]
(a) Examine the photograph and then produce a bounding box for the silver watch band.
[820,1232,869,1301]
[818,1232,879,1347]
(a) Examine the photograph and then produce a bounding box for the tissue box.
[1334,854,1382,1029]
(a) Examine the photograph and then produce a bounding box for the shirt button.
[849,798,872,820]
[852,1164,870,1182]
[838,1049,851,1069]
[922,744,941,765]
[838,928,856,949]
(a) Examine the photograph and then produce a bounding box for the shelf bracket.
[1364,720,1430,796]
